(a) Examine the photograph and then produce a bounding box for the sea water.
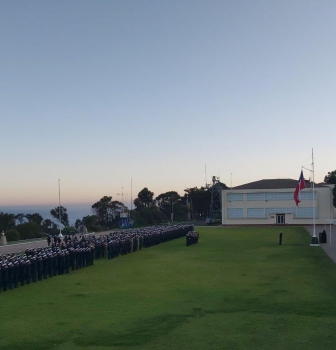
[0,203,92,226]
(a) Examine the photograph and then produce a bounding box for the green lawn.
[1,226,336,350]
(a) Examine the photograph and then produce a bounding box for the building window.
[247,193,265,201]
[300,191,316,200]
[227,208,243,218]
[244,191,317,202]
[295,207,318,218]
[227,193,244,201]
[264,207,318,219]
[247,208,265,218]
[266,208,296,216]
[265,192,293,201]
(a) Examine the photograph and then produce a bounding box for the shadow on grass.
[1,314,190,350]
[3,295,336,350]
[73,313,190,348]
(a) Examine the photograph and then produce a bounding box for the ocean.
[0,203,93,226]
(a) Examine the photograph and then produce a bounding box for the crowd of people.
[186,231,199,246]
[0,224,194,293]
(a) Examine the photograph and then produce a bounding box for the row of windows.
[227,193,244,201]
[227,191,315,202]
[227,208,244,218]
[227,207,318,219]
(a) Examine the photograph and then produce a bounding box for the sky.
[1,0,335,212]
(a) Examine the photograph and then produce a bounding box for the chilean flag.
[294,170,306,206]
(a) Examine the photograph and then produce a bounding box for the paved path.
[305,224,336,263]
[0,231,112,255]
[0,239,48,255]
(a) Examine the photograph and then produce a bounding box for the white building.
[222,179,335,225]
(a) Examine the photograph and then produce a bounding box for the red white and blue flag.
[294,170,306,206]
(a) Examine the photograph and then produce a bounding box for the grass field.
[1,226,336,350]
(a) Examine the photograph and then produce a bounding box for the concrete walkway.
[0,239,48,255]
[0,231,112,255]
[305,224,336,263]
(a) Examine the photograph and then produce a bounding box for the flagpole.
[58,179,62,235]
[312,148,316,237]
[310,148,319,246]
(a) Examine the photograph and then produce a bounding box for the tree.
[5,229,21,241]
[141,207,166,225]
[16,222,43,240]
[62,226,78,234]
[50,206,69,227]
[92,196,128,228]
[155,191,188,221]
[82,215,99,232]
[133,198,144,210]
[74,219,82,230]
[156,191,181,209]
[91,196,113,226]
[42,219,58,235]
[110,200,128,219]
[184,187,211,215]
[324,170,336,184]
[26,213,43,226]
[172,204,189,222]
[129,210,147,227]
[91,196,121,228]
[0,212,16,232]
[15,213,26,224]
[324,170,336,208]
[134,188,155,209]
[132,206,166,226]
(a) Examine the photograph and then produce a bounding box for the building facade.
[222,179,335,225]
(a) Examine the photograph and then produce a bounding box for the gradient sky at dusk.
[1,0,335,210]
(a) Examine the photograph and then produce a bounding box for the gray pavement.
[305,224,336,263]
[0,230,112,255]
[0,239,48,255]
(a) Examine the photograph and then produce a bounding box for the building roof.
[232,178,323,190]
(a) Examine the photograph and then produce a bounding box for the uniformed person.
[0,263,2,292]
[19,258,26,287]
[8,260,14,290]
[2,262,8,292]
[31,255,37,283]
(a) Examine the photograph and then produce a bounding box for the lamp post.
[58,179,62,236]
[171,191,174,223]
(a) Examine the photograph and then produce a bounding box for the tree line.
[0,184,224,241]
[324,170,336,207]
[76,184,227,232]
[1,170,335,242]
[0,207,69,242]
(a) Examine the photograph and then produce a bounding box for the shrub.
[5,229,21,241]
[62,226,78,234]
[16,222,43,240]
